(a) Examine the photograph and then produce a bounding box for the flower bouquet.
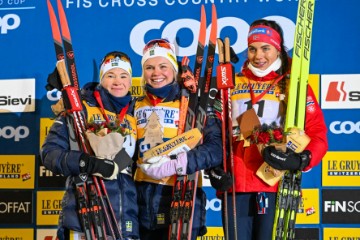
[85,121,128,160]
[250,122,286,183]
[249,122,284,153]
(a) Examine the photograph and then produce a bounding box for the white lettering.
[329,121,360,134]
[0,126,29,142]
[0,14,20,34]
[130,16,294,58]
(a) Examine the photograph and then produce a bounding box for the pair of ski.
[272,0,315,239]
[168,4,218,240]
[47,0,121,239]
[216,37,236,240]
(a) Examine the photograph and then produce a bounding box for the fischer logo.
[329,121,360,134]
[321,74,360,109]
[0,126,30,142]
[130,16,295,57]
[324,200,360,213]
[0,14,20,34]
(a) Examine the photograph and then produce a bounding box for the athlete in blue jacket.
[41,51,139,240]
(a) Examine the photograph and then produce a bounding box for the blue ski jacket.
[40,83,139,240]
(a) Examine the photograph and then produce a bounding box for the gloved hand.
[262,146,311,171]
[79,153,119,180]
[208,167,233,192]
[138,152,188,180]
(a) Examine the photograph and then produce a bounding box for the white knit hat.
[141,39,178,72]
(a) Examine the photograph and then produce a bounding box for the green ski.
[272,0,315,239]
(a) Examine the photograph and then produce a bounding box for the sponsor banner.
[325,111,359,151]
[38,156,67,189]
[296,189,320,224]
[309,74,320,101]
[0,190,33,224]
[321,74,360,109]
[203,187,222,227]
[0,155,35,189]
[131,77,144,97]
[322,151,360,187]
[323,228,360,240]
[0,123,31,143]
[0,79,35,113]
[196,227,320,239]
[294,228,319,240]
[37,228,58,240]
[322,189,360,224]
[196,227,224,239]
[39,118,54,148]
[36,190,64,225]
[0,228,34,240]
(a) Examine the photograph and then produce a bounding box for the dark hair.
[250,19,290,93]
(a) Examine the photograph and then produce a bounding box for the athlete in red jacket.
[210,19,328,239]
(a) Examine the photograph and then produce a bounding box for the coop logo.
[47,89,62,101]
[0,14,21,34]
[0,125,29,142]
[130,16,295,57]
[206,198,221,212]
[322,189,360,224]
[321,74,360,109]
[329,121,360,134]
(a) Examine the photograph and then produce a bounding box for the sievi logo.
[0,14,20,34]
[0,79,35,112]
[321,74,360,109]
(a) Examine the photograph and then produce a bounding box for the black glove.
[79,153,119,180]
[263,146,311,171]
[79,148,133,180]
[208,167,233,192]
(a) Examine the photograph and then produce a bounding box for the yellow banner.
[323,228,360,239]
[36,190,65,225]
[0,229,34,239]
[308,74,319,100]
[296,188,320,224]
[131,77,144,97]
[197,227,224,239]
[39,118,55,148]
[0,155,35,189]
[322,151,360,186]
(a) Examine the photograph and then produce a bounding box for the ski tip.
[198,5,207,46]
[210,4,218,44]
